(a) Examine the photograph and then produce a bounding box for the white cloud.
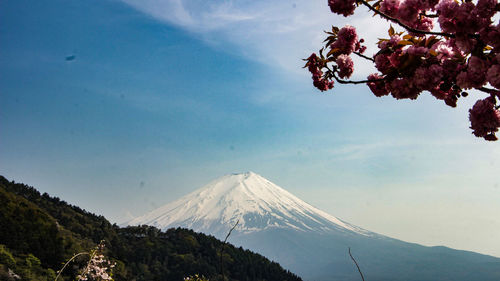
[120,0,394,76]
[121,0,195,27]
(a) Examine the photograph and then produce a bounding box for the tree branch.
[420,12,438,18]
[223,220,239,244]
[349,247,366,281]
[359,0,455,38]
[55,252,90,281]
[220,220,239,280]
[332,72,385,84]
[354,51,375,62]
[478,87,500,97]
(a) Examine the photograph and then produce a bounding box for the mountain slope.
[128,172,370,238]
[129,172,500,281]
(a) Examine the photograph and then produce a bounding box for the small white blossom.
[78,241,116,281]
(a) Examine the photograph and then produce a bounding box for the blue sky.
[1,0,499,257]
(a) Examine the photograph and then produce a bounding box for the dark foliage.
[0,176,302,281]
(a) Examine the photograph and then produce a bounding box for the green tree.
[0,245,16,269]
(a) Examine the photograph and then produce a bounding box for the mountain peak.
[127,173,370,238]
[226,171,263,182]
[230,171,257,176]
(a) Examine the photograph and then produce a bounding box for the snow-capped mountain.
[127,172,369,237]
[127,172,500,281]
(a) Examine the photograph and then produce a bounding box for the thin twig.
[332,72,385,85]
[359,0,455,38]
[353,51,375,62]
[349,247,365,281]
[55,252,90,281]
[223,220,239,244]
[478,87,500,96]
[420,12,439,18]
[220,220,239,280]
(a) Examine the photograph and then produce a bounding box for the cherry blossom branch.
[332,72,385,84]
[310,1,500,141]
[55,252,90,281]
[78,246,99,281]
[353,51,375,62]
[56,241,114,281]
[478,87,500,97]
[420,12,438,18]
[359,0,455,38]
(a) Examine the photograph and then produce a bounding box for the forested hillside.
[0,176,302,281]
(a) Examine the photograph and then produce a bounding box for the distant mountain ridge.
[129,172,500,281]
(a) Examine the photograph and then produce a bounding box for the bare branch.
[220,220,240,280]
[359,0,455,38]
[223,219,239,244]
[349,247,366,281]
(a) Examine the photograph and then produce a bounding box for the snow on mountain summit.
[127,172,370,237]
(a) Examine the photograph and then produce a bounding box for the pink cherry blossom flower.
[331,25,358,55]
[379,0,400,17]
[474,0,497,19]
[432,41,455,61]
[406,46,428,57]
[367,73,389,97]
[486,65,500,89]
[336,54,354,78]
[397,0,420,24]
[374,54,392,74]
[469,97,500,140]
[387,78,420,100]
[328,0,357,17]
[413,64,444,90]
